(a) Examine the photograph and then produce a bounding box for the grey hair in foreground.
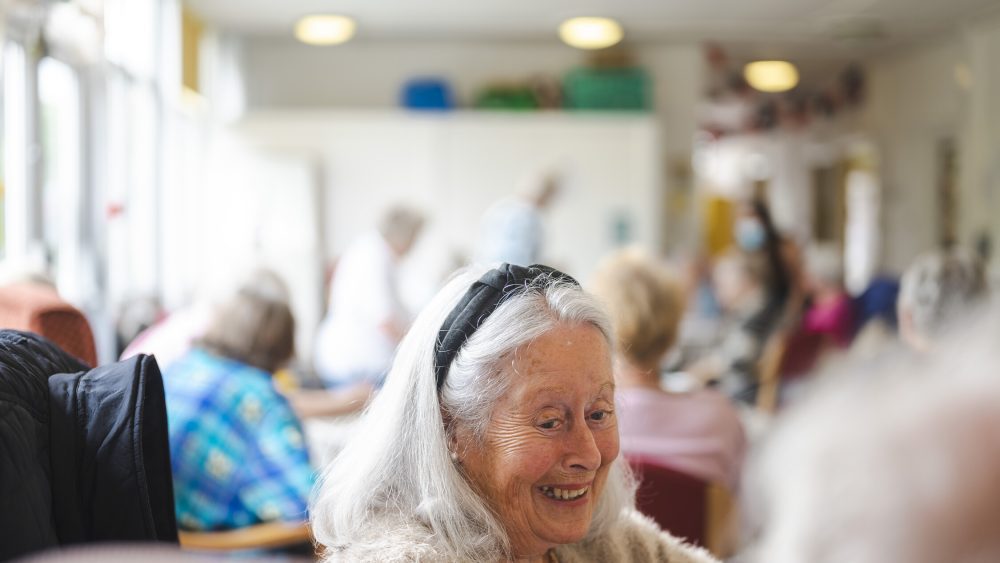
[745,308,1000,563]
[310,264,636,561]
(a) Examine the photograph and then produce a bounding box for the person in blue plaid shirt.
[162,283,315,531]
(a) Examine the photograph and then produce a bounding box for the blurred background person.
[897,247,989,353]
[592,248,746,490]
[744,310,1000,563]
[163,284,313,531]
[313,205,425,390]
[800,243,854,349]
[847,275,902,359]
[120,268,292,370]
[476,170,561,266]
[733,199,796,333]
[691,250,773,405]
[686,198,801,407]
[774,243,856,383]
[114,295,164,359]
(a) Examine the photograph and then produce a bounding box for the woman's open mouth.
[539,485,590,501]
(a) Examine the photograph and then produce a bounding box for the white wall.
[232,111,662,297]
[863,36,966,273]
[242,39,582,109]
[959,16,1000,257]
[861,15,1000,274]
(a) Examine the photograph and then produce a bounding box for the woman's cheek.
[597,426,620,464]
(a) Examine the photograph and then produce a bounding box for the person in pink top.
[592,248,746,491]
[801,244,855,348]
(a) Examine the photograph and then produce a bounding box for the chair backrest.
[630,457,708,546]
[629,456,736,558]
[0,283,98,366]
[755,331,788,413]
[177,521,312,553]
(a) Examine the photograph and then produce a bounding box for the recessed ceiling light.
[295,14,356,46]
[558,17,624,50]
[744,60,799,93]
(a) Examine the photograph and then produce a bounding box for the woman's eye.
[589,410,613,422]
[538,419,561,430]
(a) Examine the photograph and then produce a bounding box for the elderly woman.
[592,249,745,491]
[312,264,716,562]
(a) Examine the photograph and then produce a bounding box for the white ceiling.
[187,0,1000,52]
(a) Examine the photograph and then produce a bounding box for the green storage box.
[563,67,651,111]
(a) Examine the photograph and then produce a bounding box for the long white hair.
[311,265,636,560]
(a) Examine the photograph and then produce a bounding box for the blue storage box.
[401,78,456,110]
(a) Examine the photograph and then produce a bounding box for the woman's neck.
[615,359,662,390]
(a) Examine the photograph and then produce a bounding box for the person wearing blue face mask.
[735,216,767,252]
[734,199,793,325]
[689,199,796,405]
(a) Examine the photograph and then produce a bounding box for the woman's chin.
[528,488,594,545]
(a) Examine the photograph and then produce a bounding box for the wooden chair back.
[755,331,788,413]
[178,521,312,553]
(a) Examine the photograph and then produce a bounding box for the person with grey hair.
[314,204,425,390]
[897,247,987,352]
[162,284,314,531]
[744,310,1000,563]
[311,263,716,562]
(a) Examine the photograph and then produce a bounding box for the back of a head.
[748,311,1000,563]
[898,248,987,340]
[591,248,684,370]
[239,267,291,304]
[197,289,295,373]
[377,204,425,252]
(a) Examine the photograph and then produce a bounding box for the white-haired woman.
[311,264,717,562]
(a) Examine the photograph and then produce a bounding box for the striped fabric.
[163,349,314,531]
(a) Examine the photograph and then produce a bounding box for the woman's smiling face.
[455,322,619,559]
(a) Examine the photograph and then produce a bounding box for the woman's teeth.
[540,486,589,500]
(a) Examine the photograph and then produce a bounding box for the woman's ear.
[441,410,461,462]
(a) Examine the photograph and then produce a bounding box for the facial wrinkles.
[488,411,552,463]
[486,395,614,479]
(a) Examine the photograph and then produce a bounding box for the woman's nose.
[564,421,602,471]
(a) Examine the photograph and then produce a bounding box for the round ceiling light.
[295,14,356,46]
[743,60,800,93]
[558,17,624,50]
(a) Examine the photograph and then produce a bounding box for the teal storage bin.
[563,67,651,111]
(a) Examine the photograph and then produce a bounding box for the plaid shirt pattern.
[163,349,315,530]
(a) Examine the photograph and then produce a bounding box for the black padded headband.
[434,263,579,390]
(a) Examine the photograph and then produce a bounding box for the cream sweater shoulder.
[323,509,719,563]
[554,509,719,563]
